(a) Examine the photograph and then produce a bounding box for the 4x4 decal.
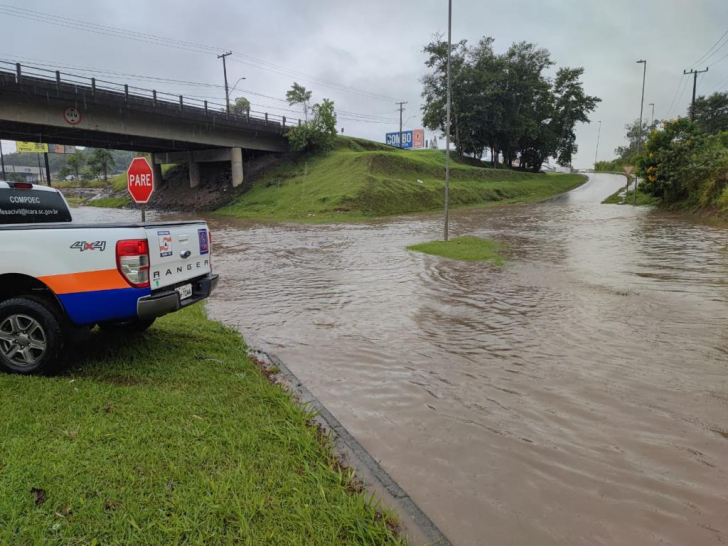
[70,241,107,252]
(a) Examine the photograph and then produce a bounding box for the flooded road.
[76,173,728,545]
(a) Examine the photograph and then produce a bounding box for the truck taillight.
[116,239,150,288]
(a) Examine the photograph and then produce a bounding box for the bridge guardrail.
[0,60,300,134]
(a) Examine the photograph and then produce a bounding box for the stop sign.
[127,157,155,204]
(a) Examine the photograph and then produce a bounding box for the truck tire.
[99,318,156,333]
[0,297,65,375]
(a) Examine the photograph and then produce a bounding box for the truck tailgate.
[147,223,211,290]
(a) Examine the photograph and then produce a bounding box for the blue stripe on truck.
[58,287,151,325]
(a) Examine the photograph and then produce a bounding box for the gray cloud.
[1,0,727,167]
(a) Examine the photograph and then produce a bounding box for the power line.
[665,74,687,119]
[0,4,402,103]
[689,28,728,68]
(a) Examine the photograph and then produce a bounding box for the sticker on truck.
[198,229,209,255]
[158,230,173,257]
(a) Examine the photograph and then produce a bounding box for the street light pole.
[594,120,602,170]
[635,59,647,206]
[443,0,452,241]
[648,102,655,127]
[218,51,232,115]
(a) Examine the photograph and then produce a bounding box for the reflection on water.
[74,174,728,546]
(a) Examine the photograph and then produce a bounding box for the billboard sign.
[386,129,425,149]
[16,141,49,153]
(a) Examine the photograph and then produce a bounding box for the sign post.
[127,157,155,222]
[622,165,635,204]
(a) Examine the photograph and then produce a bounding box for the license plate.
[176,283,193,300]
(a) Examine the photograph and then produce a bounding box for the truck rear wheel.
[0,297,65,375]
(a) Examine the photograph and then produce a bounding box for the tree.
[87,148,115,183]
[614,119,658,164]
[286,82,312,122]
[230,96,250,116]
[65,150,86,181]
[421,35,598,171]
[691,92,728,135]
[286,98,337,152]
[549,67,600,168]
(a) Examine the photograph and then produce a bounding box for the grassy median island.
[602,184,659,206]
[407,236,506,264]
[0,305,404,545]
[216,137,586,222]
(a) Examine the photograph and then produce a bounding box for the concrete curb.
[257,350,452,546]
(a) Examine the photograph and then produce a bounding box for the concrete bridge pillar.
[189,151,200,188]
[150,156,163,188]
[231,147,243,188]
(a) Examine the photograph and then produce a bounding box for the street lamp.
[594,120,602,171]
[635,59,647,206]
[649,102,655,127]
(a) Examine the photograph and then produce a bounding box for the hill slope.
[217,137,585,221]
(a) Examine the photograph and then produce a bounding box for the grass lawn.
[0,305,403,545]
[407,236,506,264]
[216,137,586,222]
[86,196,131,209]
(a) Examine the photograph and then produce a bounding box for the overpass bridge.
[0,61,297,188]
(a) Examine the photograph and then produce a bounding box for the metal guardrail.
[0,60,300,133]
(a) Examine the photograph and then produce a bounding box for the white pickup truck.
[0,181,218,374]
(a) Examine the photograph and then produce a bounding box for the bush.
[638,119,728,207]
[286,99,337,153]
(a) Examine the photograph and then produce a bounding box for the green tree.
[638,118,706,202]
[286,82,312,122]
[420,35,597,171]
[691,92,728,135]
[230,96,250,116]
[87,148,115,183]
[286,98,337,152]
[614,119,658,164]
[65,150,86,181]
[548,67,600,169]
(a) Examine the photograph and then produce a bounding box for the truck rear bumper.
[137,273,219,320]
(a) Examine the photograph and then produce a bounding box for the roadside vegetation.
[0,304,403,545]
[602,184,659,206]
[216,137,586,222]
[599,91,728,215]
[85,196,130,208]
[407,236,506,264]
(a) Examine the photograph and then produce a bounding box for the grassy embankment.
[217,137,586,222]
[0,305,403,545]
[407,236,506,264]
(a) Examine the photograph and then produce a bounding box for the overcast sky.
[1,0,728,168]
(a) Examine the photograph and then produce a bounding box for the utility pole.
[594,120,602,170]
[396,101,408,148]
[218,51,232,115]
[635,59,647,206]
[648,103,655,127]
[683,67,708,121]
[44,151,51,186]
[443,0,452,241]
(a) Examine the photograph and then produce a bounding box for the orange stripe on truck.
[39,269,130,295]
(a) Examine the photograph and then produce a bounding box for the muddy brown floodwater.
[75,174,728,545]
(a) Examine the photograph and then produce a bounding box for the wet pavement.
[75,174,728,545]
